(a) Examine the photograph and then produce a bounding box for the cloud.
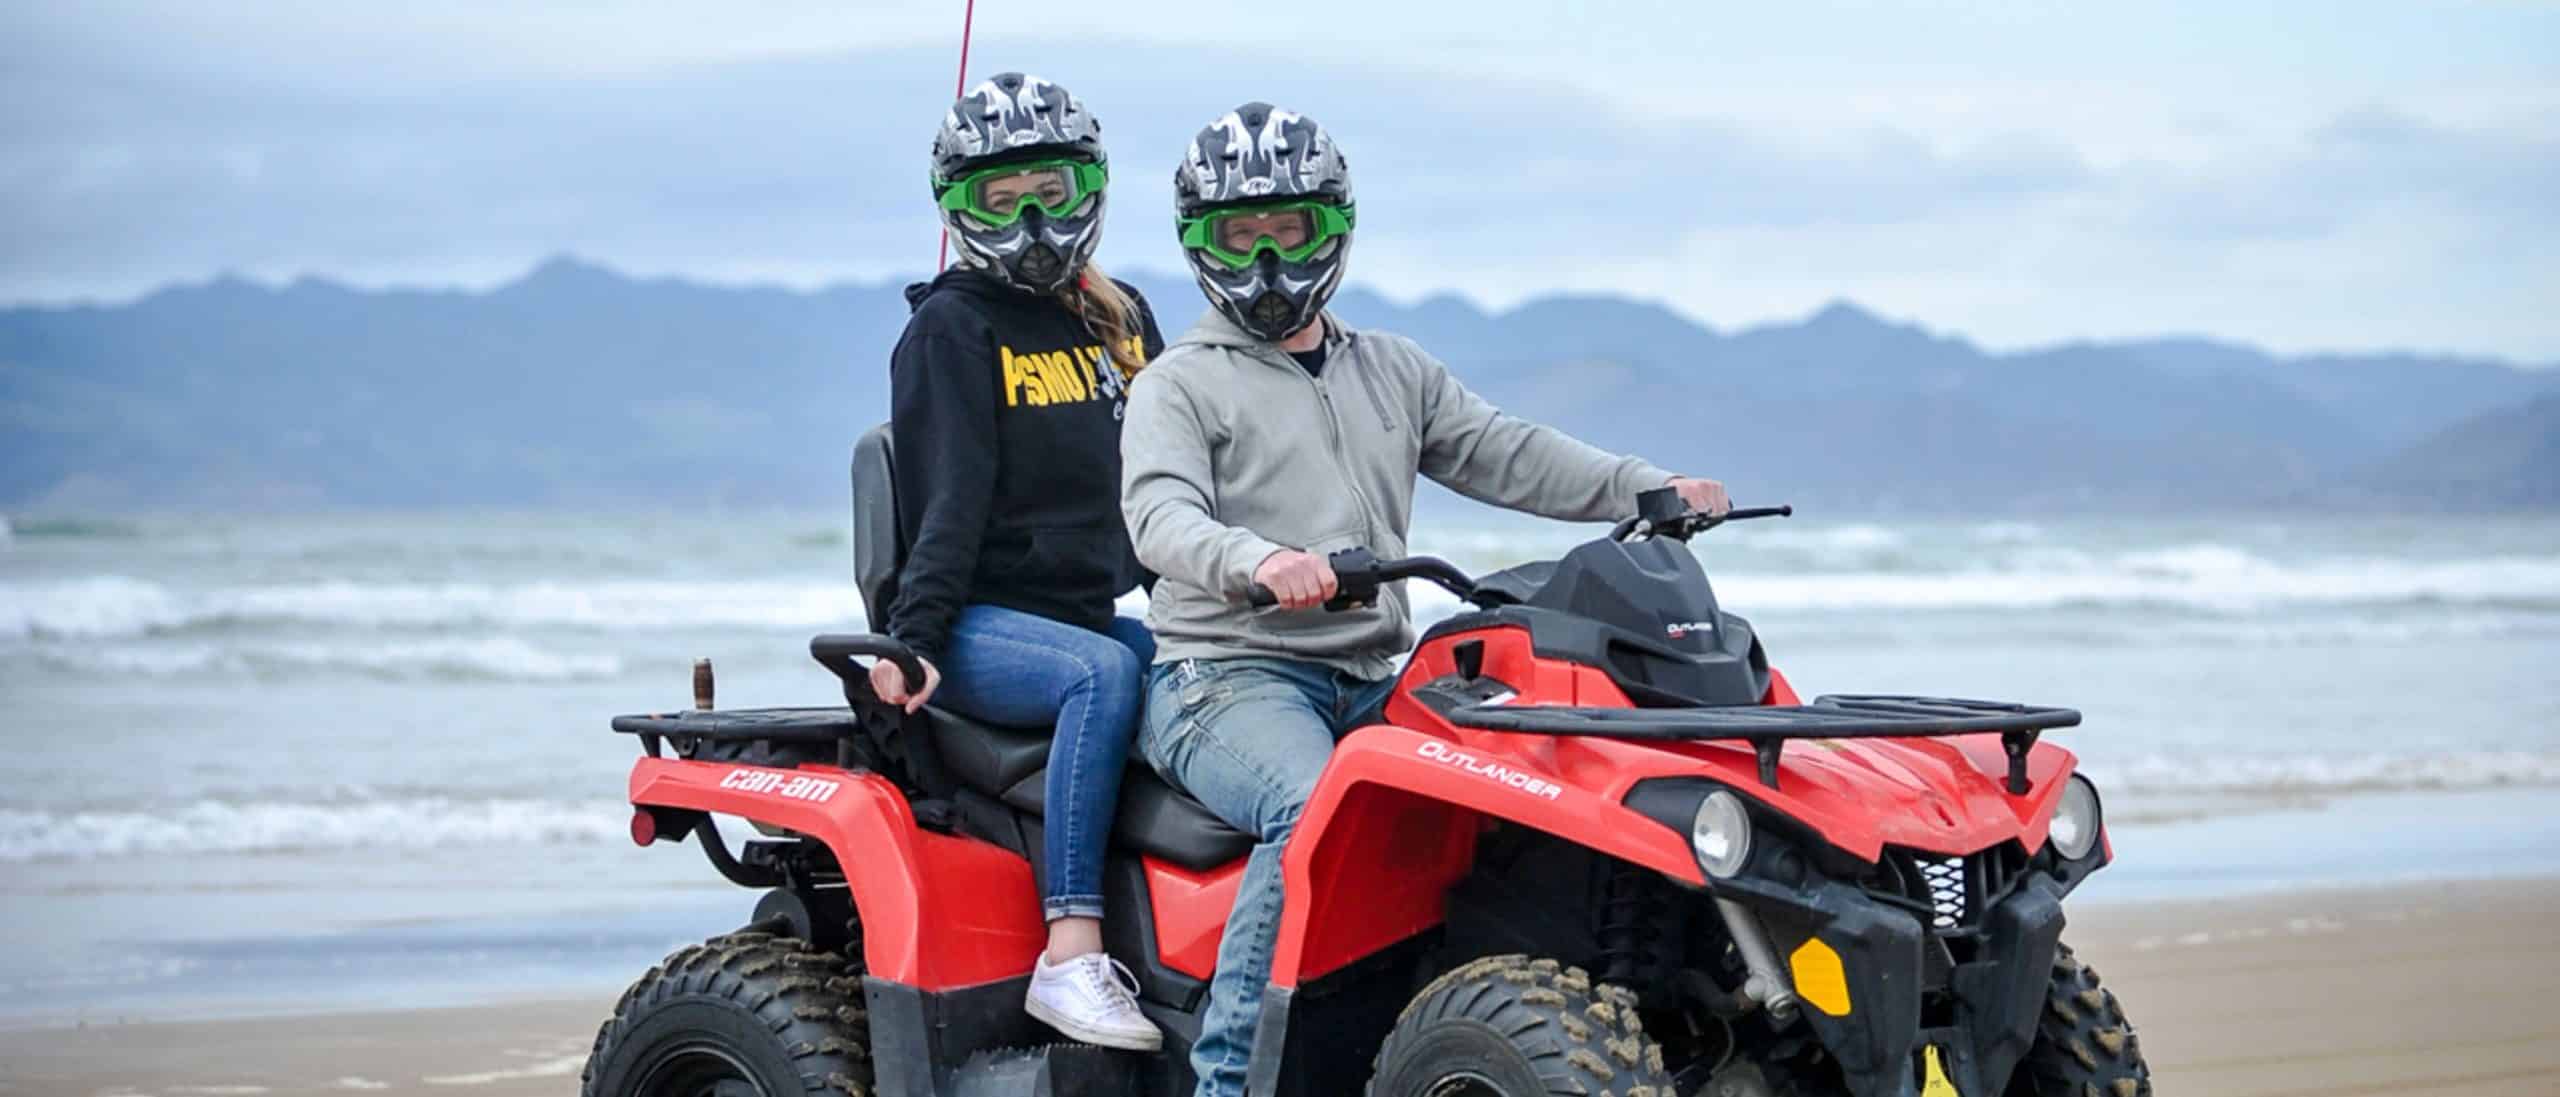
[2,27,2555,359]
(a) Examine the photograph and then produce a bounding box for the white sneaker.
[1024,950,1165,1051]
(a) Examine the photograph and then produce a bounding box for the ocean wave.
[1739,523,1907,552]
[2090,750,2560,796]
[8,541,2555,645]
[1707,551,2560,614]
[31,636,623,682]
[1399,553,2559,621]
[0,798,631,862]
[1968,521,2045,544]
[0,575,867,640]
[0,515,145,541]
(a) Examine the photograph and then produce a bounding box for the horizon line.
[4,252,2547,371]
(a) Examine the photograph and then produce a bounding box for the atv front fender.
[628,757,1045,989]
[1267,725,1705,989]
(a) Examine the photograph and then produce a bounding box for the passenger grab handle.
[809,633,927,693]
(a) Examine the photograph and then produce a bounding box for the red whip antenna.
[936,0,980,272]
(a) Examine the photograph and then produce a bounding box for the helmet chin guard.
[949,209,1094,293]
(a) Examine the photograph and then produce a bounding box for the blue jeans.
[932,604,1154,920]
[1138,657,1395,1097]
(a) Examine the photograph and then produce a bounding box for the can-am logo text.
[719,768,841,803]
[1417,741,1562,800]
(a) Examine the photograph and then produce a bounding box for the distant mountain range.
[3,257,2553,512]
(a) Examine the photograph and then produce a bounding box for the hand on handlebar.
[1667,476,1731,518]
[1252,549,1338,610]
[869,655,941,714]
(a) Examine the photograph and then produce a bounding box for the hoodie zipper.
[1344,337,1400,434]
[1277,340,1383,554]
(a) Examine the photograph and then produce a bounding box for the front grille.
[1864,844,2025,933]
[1913,854,1967,929]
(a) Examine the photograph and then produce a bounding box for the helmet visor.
[1180,201,1354,270]
[939,158,1107,227]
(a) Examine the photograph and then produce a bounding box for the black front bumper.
[1624,776,2108,1097]
[1714,855,2091,1097]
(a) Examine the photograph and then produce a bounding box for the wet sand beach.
[4,877,2553,1096]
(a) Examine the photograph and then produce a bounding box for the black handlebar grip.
[1722,505,1794,521]
[1247,584,1279,608]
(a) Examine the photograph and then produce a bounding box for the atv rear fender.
[628,756,1046,989]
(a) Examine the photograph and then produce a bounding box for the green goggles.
[1178,201,1356,269]
[936,157,1109,227]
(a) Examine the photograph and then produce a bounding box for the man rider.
[1119,102,1732,1097]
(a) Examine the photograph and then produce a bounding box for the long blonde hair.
[1061,264,1149,373]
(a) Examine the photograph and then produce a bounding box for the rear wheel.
[2006,943,2150,1097]
[583,926,873,1097]
[1367,954,1672,1097]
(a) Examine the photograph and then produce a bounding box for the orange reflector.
[1788,936,1851,1017]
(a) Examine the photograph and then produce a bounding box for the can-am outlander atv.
[584,427,2149,1097]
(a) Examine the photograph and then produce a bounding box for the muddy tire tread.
[2011,944,2151,1097]
[582,927,874,1097]
[1369,953,1673,1097]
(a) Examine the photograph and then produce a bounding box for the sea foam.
[0,575,867,640]
[0,798,629,863]
[33,636,622,682]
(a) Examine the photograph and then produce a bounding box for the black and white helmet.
[1174,103,1355,342]
[930,72,1108,293]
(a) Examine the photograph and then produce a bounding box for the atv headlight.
[2048,775,2102,861]
[1691,789,1753,879]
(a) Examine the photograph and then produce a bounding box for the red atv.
[583,432,2149,1097]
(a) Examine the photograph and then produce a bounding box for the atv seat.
[927,707,1252,869]
[852,424,1253,871]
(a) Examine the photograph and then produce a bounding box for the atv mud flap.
[1728,875,2065,1097]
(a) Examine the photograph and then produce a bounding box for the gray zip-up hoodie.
[1121,309,1675,679]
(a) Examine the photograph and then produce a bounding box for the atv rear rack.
[612,707,876,769]
[1438,694,2081,792]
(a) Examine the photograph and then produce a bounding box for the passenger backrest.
[850,424,902,628]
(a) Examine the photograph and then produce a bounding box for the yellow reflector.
[1920,1045,1961,1096]
[1787,937,1851,1016]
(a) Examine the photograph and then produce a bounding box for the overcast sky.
[5,1,2555,359]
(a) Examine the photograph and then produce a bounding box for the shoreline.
[3,876,2554,1096]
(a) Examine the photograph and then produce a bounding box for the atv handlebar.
[1609,494,1793,543]
[1246,548,1481,610]
[809,633,927,692]
[1246,497,1793,612]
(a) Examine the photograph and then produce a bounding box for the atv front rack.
[1438,694,2081,792]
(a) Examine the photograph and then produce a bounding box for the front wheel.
[1367,954,1672,1097]
[582,927,873,1097]
[2006,943,2150,1097]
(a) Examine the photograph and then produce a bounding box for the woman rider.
[869,71,1165,1051]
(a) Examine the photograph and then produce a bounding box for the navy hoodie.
[882,268,1165,664]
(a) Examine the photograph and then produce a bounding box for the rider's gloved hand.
[870,656,942,714]
[1254,549,1339,610]
[1667,476,1731,517]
